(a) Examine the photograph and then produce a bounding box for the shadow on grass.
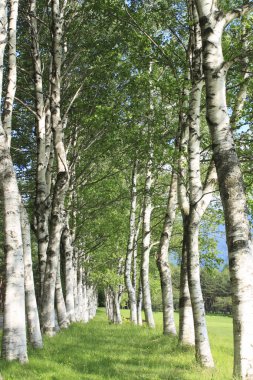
[0,309,232,380]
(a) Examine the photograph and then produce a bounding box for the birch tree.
[194,1,253,377]
[41,0,70,335]
[0,0,28,363]
[21,205,43,349]
[28,0,52,299]
[141,149,155,328]
[156,169,177,335]
[178,89,195,346]
[186,2,216,367]
[125,160,138,324]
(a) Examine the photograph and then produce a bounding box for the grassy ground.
[0,309,233,380]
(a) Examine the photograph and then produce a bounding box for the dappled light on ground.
[0,309,233,380]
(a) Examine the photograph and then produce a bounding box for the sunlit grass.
[0,309,233,379]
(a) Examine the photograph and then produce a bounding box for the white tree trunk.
[178,88,195,345]
[77,264,84,322]
[125,160,138,324]
[1,171,27,363]
[113,286,122,325]
[41,0,69,335]
[29,0,52,300]
[195,1,253,377]
[156,170,177,335]
[2,0,18,147]
[21,205,43,349]
[0,0,27,363]
[179,217,195,346]
[187,4,214,365]
[105,288,114,323]
[0,0,7,105]
[137,278,143,326]
[141,154,155,328]
[82,279,89,323]
[62,222,76,322]
[55,262,69,329]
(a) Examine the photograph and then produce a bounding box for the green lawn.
[0,309,233,380]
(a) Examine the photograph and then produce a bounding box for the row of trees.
[0,0,253,379]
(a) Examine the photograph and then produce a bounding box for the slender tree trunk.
[141,153,155,328]
[90,286,97,319]
[41,0,69,335]
[186,3,214,366]
[3,0,18,147]
[132,210,141,292]
[77,264,84,322]
[195,2,253,377]
[179,216,195,346]
[156,170,177,335]
[0,1,7,102]
[62,222,76,322]
[230,22,250,132]
[137,278,143,326]
[125,160,138,324]
[81,273,89,323]
[21,205,43,349]
[178,86,195,345]
[73,249,78,319]
[113,285,123,325]
[105,287,114,323]
[29,0,52,300]
[55,262,69,329]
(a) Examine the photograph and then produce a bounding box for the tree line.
[0,0,253,379]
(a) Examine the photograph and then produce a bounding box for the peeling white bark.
[195,1,253,377]
[0,0,27,363]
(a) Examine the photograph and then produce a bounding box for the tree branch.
[14,97,38,119]
[225,3,253,25]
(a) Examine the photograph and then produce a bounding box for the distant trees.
[0,0,252,378]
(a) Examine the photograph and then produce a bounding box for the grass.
[0,309,233,380]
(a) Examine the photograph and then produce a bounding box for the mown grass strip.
[0,309,233,379]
